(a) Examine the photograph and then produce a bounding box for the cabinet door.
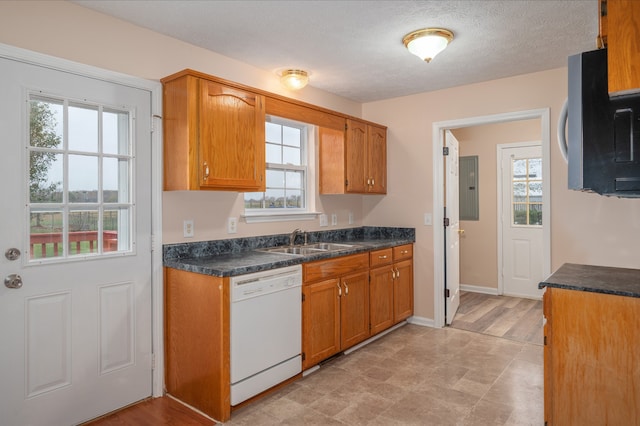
[345,119,367,193]
[607,0,640,95]
[340,271,370,349]
[367,124,387,194]
[199,80,265,191]
[302,278,341,370]
[369,265,394,335]
[393,259,413,323]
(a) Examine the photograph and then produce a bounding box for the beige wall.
[363,69,640,320]
[2,1,639,324]
[0,1,365,244]
[453,120,539,289]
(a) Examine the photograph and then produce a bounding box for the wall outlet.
[227,217,238,234]
[183,220,194,238]
[424,213,433,226]
[348,212,354,225]
[331,213,338,226]
[319,214,328,227]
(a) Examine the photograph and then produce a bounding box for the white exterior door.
[0,57,153,425]
[500,144,544,299]
[445,130,461,324]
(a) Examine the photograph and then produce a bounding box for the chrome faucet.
[289,228,302,246]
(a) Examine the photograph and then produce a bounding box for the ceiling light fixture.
[279,69,309,90]
[402,28,454,63]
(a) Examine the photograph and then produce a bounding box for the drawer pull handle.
[401,250,408,254]
[337,282,342,297]
[344,282,349,295]
[395,268,400,278]
[378,255,388,259]
[392,270,396,279]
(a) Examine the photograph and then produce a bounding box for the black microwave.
[567,48,640,197]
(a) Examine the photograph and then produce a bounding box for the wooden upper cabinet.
[605,0,640,96]
[319,118,387,195]
[367,123,387,194]
[161,70,265,191]
[345,119,368,193]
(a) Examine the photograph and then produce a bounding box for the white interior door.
[0,57,153,425]
[500,144,544,299]
[445,130,461,324]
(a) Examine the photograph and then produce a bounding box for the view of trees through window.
[28,96,131,259]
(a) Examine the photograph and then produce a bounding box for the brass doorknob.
[458,229,465,235]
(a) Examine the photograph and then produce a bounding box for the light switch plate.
[319,214,328,227]
[424,213,432,226]
[331,213,338,226]
[348,212,354,225]
[183,220,194,237]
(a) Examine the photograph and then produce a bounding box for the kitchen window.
[243,116,317,222]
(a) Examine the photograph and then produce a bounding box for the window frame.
[243,115,320,223]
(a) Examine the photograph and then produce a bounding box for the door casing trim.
[432,108,550,328]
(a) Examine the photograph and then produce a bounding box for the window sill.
[242,211,321,224]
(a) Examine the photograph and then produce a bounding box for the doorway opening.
[432,109,551,328]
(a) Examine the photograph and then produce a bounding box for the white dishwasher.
[230,264,302,406]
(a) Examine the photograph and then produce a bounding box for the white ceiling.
[72,0,599,103]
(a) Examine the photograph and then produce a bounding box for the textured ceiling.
[72,0,599,103]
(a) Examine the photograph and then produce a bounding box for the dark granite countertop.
[163,227,415,277]
[538,263,640,298]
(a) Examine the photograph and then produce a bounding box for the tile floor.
[225,324,543,425]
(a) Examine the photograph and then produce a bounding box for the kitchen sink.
[306,242,359,251]
[259,242,361,256]
[261,246,326,255]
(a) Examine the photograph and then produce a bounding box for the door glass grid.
[512,157,542,226]
[27,94,133,262]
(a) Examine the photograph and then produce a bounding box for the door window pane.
[69,155,98,202]
[30,209,64,259]
[27,94,134,262]
[29,152,63,203]
[69,103,98,152]
[511,157,543,226]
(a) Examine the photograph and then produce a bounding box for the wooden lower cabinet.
[164,267,230,422]
[543,287,640,425]
[303,245,414,370]
[393,258,413,322]
[369,264,395,335]
[302,253,370,370]
[369,245,414,335]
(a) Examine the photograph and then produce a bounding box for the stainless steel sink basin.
[306,242,359,251]
[258,242,360,256]
[261,246,326,255]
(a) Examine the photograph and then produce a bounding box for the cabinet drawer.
[393,244,413,261]
[303,253,369,283]
[370,248,393,267]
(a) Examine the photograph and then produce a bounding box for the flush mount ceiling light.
[279,69,309,90]
[402,28,454,63]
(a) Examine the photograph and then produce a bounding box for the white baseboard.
[460,283,499,295]
[407,315,435,328]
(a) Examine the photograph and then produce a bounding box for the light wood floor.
[449,291,543,345]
